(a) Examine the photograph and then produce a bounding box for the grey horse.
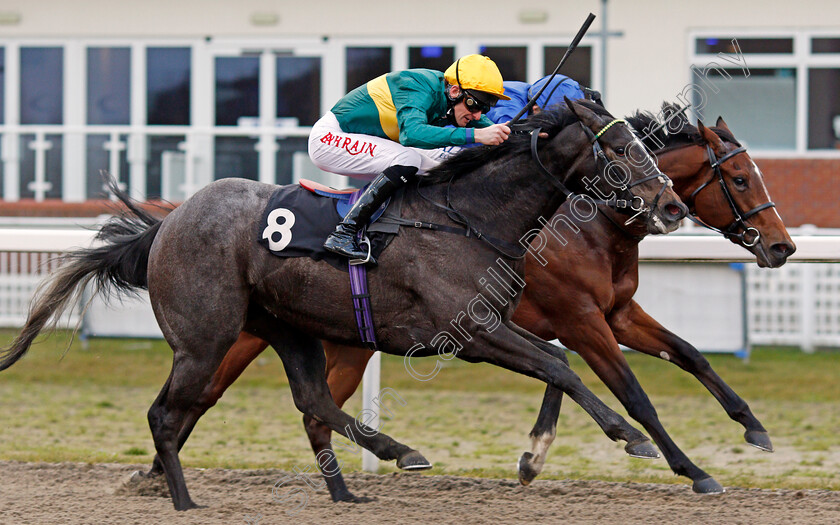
[0,99,687,510]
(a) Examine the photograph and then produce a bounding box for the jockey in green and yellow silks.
[311,54,511,265]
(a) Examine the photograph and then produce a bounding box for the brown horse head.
[634,105,796,268]
[689,118,795,267]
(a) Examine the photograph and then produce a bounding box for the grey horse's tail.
[0,175,170,371]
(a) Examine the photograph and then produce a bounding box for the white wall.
[2,0,839,118]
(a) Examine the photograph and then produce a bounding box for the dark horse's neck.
[412,112,595,250]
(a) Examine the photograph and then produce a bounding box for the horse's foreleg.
[610,299,771,451]
[268,330,430,471]
[567,311,723,493]
[505,323,656,486]
[304,342,374,502]
[460,323,650,456]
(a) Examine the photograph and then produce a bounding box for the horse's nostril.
[665,202,687,221]
[771,242,795,258]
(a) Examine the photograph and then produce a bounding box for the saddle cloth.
[257,180,400,271]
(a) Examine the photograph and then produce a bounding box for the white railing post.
[28,131,53,201]
[103,131,127,198]
[361,351,381,473]
[800,263,816,353]
[798,225,818,353]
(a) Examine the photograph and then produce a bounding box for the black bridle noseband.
[685,144,776,247]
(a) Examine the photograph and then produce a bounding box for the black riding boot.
[323,165,417,265]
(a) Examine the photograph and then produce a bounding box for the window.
[147,47,191,126]
[692,32,840,151]
[146,135,185,199]
[544,46,592,88]
[693,67,796,150]
[346,47,390,92]
[215,56,259,126]
[20,47,63,125]
[812,38,840,54]
[215,136,258,180]
[0,47,5,124]
[276,56,321,127]
[0,48,4,197]
[408,46,454,71]
[87,47,131,125]
[479,46,526,82]
[808,69,840,150]
[695,38,793,54]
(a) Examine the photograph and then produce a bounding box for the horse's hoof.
[517,452,539,486]
[625,440,660,459]
[335,493,375,504]
[693,476,725,494]
[174,500,203,511]
[129,469,161,482]
[744,430,774,452]
[128,470,146,483]
[397,450,432,470]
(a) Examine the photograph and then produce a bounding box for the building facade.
[0,0,838,224]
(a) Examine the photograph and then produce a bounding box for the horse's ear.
[715,116,733,134]
[697,120,726,156]
[565,96,601,130]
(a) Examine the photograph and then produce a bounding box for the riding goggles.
[463,90,495,114]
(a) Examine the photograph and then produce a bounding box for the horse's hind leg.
[147,284,246,511]
[303,342,374,502]
[147,334,242,511]
[256,325,429,470]
[142,332,270,478]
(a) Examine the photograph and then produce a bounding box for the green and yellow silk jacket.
[331,69,492,149]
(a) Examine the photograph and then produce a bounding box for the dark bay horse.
[0,100,687,511]
[161,105,795,500]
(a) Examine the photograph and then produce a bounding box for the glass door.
[207,43,326,188]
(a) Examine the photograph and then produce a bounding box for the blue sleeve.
[529,75,585,111]
[486,81,531,123]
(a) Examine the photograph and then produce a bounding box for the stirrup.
[349,235,373,265]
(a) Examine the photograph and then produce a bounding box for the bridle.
[410,117,669,259]
[529,118,673,224]
[684,143,776,247]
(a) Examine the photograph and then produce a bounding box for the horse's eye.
[733,176,747,186]
[614,146,626,156]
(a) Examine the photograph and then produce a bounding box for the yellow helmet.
[444,54,511,101]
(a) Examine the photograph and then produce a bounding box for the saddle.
[297,179,391,224]
[258,179,401,271]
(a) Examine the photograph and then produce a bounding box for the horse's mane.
[626,102,741,153]
[423,100,613,184]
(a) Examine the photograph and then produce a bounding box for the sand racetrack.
[2,461,839,524]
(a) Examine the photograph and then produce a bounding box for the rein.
[530,119,670,223]
[683,144,776,247]
[409,174,530,259]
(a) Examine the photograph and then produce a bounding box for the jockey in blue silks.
[487,74,587,122]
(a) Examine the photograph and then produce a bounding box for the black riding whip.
[508,12,597,126]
